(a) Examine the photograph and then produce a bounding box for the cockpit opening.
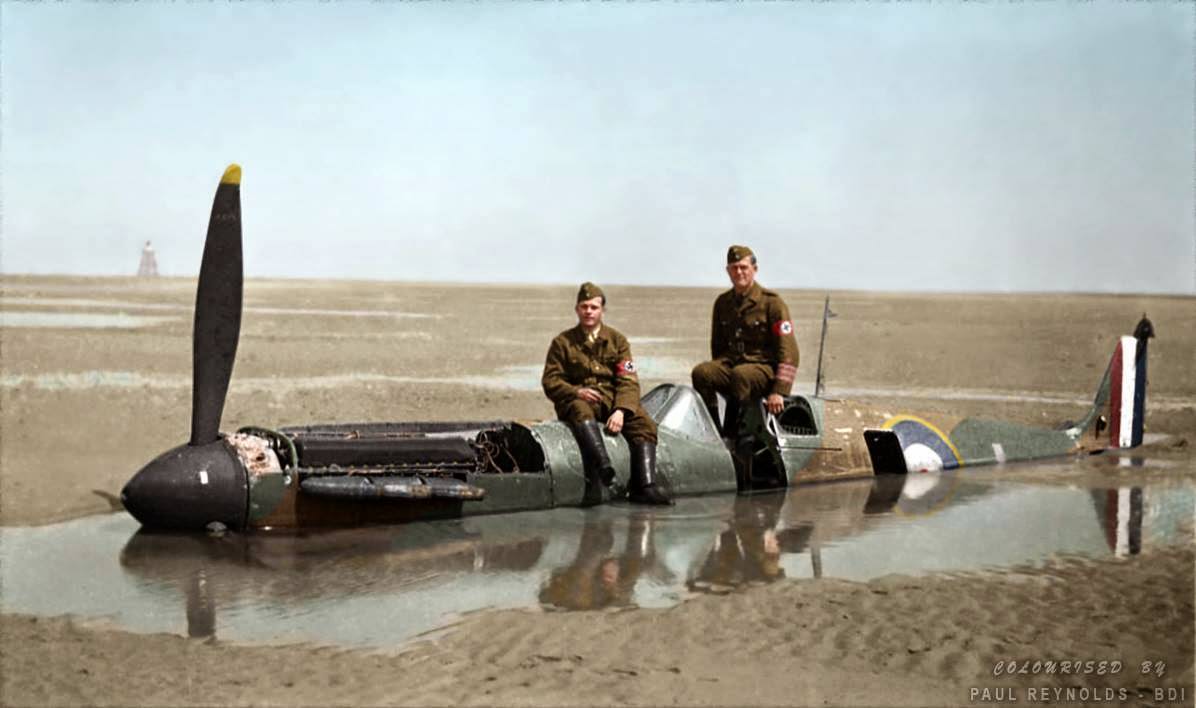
[777,397,818,436]
[640,384,723,443]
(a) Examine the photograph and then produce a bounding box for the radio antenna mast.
[813,295,834,397]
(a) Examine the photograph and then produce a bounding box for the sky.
[1,2,1193,293]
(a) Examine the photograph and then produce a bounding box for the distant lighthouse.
[137,240,159,277]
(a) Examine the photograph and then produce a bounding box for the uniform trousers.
[691,360,775,409]
[555,399,658,445]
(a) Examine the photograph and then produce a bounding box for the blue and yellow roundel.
[881,415,964,470]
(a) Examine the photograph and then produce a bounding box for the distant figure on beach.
[137,241,159,277]
[541,282,671,505]
[691,245,799,439]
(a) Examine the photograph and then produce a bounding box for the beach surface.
[1,277,1193,706]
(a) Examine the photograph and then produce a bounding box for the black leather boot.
[705,403,722,434]
[572,419,616,488]
[721,399,742,439]
[628,440,672,506]
[733,434,755,492]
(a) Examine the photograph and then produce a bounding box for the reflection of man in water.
[689,495,792,593]
[538,515,661,610]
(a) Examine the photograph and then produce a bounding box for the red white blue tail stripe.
[1108,335,1147,448]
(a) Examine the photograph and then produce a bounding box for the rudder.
[1107,318,1154,448]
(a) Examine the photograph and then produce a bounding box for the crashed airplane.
[120,165,1154,531]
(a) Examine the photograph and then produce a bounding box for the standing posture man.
[542,283,671,506]
[691,245,799,438]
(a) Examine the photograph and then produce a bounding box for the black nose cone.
[122,440,249,530]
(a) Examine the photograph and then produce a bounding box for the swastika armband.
[772,320,794,336]
[616,359,637,377]
[776,362,797,384]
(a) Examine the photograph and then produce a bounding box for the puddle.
[1,462,1191,650]
[825,386,1195,413]
[0,312,180,329]
[0,297,438,320]
[450,358,694,391]
[0,370,537,393]
[1,298,184,311]
[0,362,690,394]
[4,366,1192,418]
[243,307,437,320]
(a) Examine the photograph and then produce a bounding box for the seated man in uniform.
[691,245,799,440]
[541,283,671,506]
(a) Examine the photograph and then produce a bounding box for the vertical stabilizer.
[1072,317,1152,449]
[1106,318,1153,449]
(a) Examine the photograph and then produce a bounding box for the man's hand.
[765,393,785,415]
[577,387,602,403]
[606,409,624,434]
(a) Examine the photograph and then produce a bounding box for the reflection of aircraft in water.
[119,478,908,635]
[119,475,937,638]
[122,165,1156,531]
[1089,481,1194,558]
[119,469,1192,641]
[119,526,547,639]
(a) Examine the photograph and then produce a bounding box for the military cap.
[576,282,606,303]
[727,245,755,264]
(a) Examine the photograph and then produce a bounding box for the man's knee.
[692,360,730,392]
[727,373,753,402]
[622,408,658,445]
[557,399,598,424]
[728,366,771,402]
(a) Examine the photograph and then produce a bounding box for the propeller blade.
[190,164,243,446]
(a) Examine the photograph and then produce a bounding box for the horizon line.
[2,271,1194,299]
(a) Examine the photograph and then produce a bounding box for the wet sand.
[1,276,1194,706]
[2,546,1191,706]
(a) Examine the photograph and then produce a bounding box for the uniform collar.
[733,282,763,307]
[573,323,605,343]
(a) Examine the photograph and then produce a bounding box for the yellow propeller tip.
[221,164,242,185]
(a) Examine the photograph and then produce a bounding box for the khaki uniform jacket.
[542,325,642,413]
[710,282,800,396]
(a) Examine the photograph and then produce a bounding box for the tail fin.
[1076,317,1153,449]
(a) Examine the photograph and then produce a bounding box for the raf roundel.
[772,320,794,337]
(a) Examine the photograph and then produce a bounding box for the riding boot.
[572,419,616,488]
[733,434,755,492]
[721,398,742,440]
[627,440,672,506]
[705,403,722,435]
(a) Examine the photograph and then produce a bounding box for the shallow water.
[1,455,1191,651]
[0,297,437,321]
[0,311,181,329]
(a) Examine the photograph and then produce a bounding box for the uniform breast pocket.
[566,354,587,374]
